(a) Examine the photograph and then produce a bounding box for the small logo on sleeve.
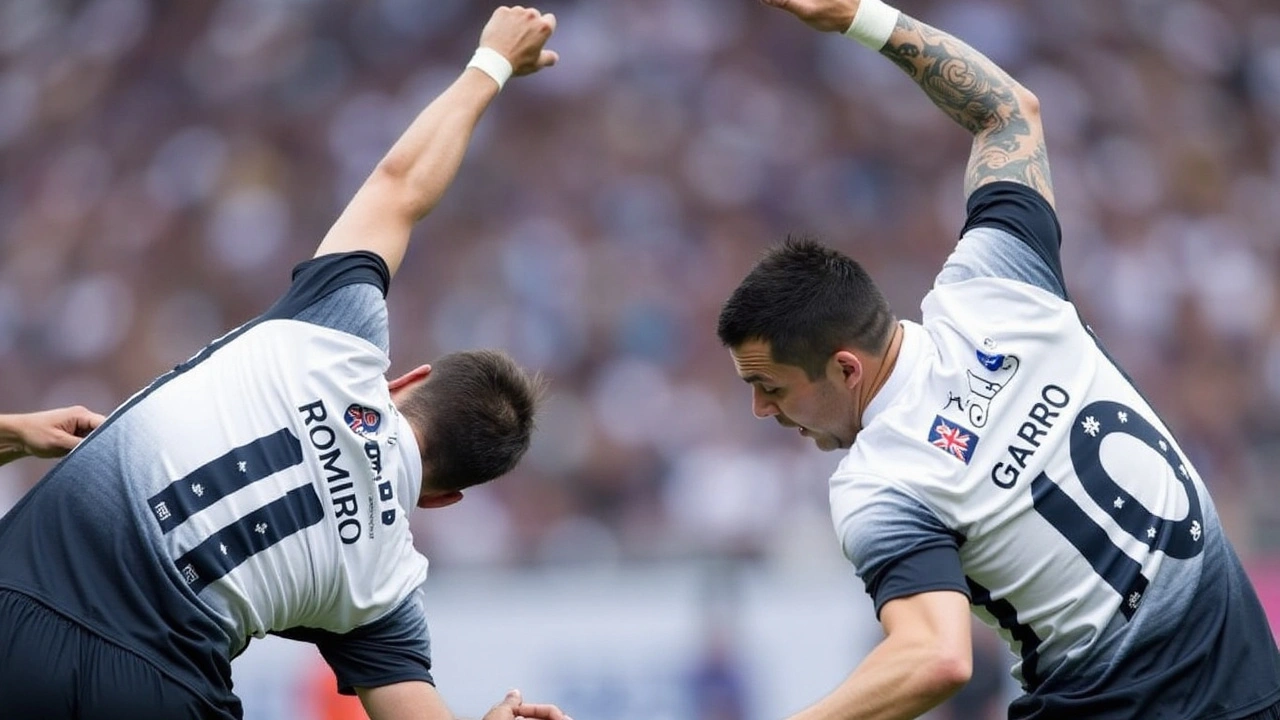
[928,415,979,464]
[344,404,382,437]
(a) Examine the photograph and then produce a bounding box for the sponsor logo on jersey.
[364,440,383,474]
[976,349,1006,371]
[942,350,1021,429]
[928,415,980,464]
[344,404,382,436]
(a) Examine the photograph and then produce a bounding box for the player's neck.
[855,322,904,427]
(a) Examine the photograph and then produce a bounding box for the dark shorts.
[1244,698,1280,720]
[0,589,227,720]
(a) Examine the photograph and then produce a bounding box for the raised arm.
[763,0,1054,206]
[314,6,559,277]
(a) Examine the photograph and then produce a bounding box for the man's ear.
[389,364,432,393]
[834,350,864,389]
[418,490,463,509]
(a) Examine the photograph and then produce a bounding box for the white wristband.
[466,47,513,90]
[844,0,900,51]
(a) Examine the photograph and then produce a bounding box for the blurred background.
[2,0,1280,718]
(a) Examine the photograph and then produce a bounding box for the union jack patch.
[928,415,979,464]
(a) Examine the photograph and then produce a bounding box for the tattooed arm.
[880,14,1053,205]
[763,0,1054,207]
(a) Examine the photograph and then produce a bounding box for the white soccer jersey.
[829,183,1280,719]
[0,252,435,717]
[132,307,428,646]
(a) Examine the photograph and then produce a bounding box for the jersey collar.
[392,406,425,511]
[860,320,926,428]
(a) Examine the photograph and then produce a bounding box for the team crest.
[345,404,382,436]
[942,350,1021,428]
[976,349,1005,371]
[928,415,979,464]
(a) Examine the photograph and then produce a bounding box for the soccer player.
[0,7,570,720]
[0,405,105,466]
[718,1,1280,718]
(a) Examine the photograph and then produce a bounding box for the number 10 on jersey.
[1030,400,1204,619]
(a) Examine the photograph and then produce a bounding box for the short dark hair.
[397,350,544,492]
[717,236,896,379]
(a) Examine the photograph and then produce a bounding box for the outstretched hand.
[0,406,105,464]
[479,6,559,78]
[481,689,572,720]
[760,0,859,33]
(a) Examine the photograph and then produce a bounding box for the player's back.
[0,253,429,713]
[830,182,1280,719]
[927,276,1271,716]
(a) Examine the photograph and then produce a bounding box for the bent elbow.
[1012,84,1042,127]
[921,645,967,696]
[927,651,972,697]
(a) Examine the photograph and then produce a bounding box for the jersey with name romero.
[0,251,433,716]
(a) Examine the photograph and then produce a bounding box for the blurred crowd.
[2,0,1280,578]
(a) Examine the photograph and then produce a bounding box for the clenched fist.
[479,6,559,78]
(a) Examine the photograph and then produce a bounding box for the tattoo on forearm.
[879,15,1054,202]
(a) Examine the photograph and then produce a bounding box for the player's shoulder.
[924,272,1069,329]
[919,274,1093,398]
[833,410,971,515]
[231,314,392,379]
[834,423,970,501]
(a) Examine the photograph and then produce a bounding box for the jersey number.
[147,428,323,593]
[1030,400,1204,619]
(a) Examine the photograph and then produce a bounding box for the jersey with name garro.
[831,182,1280,719]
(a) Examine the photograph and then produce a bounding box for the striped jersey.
[0,252,433,718]
[831,183,1280,719]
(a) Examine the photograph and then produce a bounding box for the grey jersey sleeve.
[937,228,1064,298]
[274,587,434,694]
[835,481,970,617]
[261,251,392,353]
[294,285,389,354]
[936,182,1068,300]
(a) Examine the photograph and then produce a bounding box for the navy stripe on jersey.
[960,182,1066,298]
[1030,472,1149,621]
[173,483,325,594]
[968,576,1044,690]
[148,429,304,533]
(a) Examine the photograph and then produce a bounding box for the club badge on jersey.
[928,415,980,464]
[976,349,1005,371]
[344,404,382,437]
